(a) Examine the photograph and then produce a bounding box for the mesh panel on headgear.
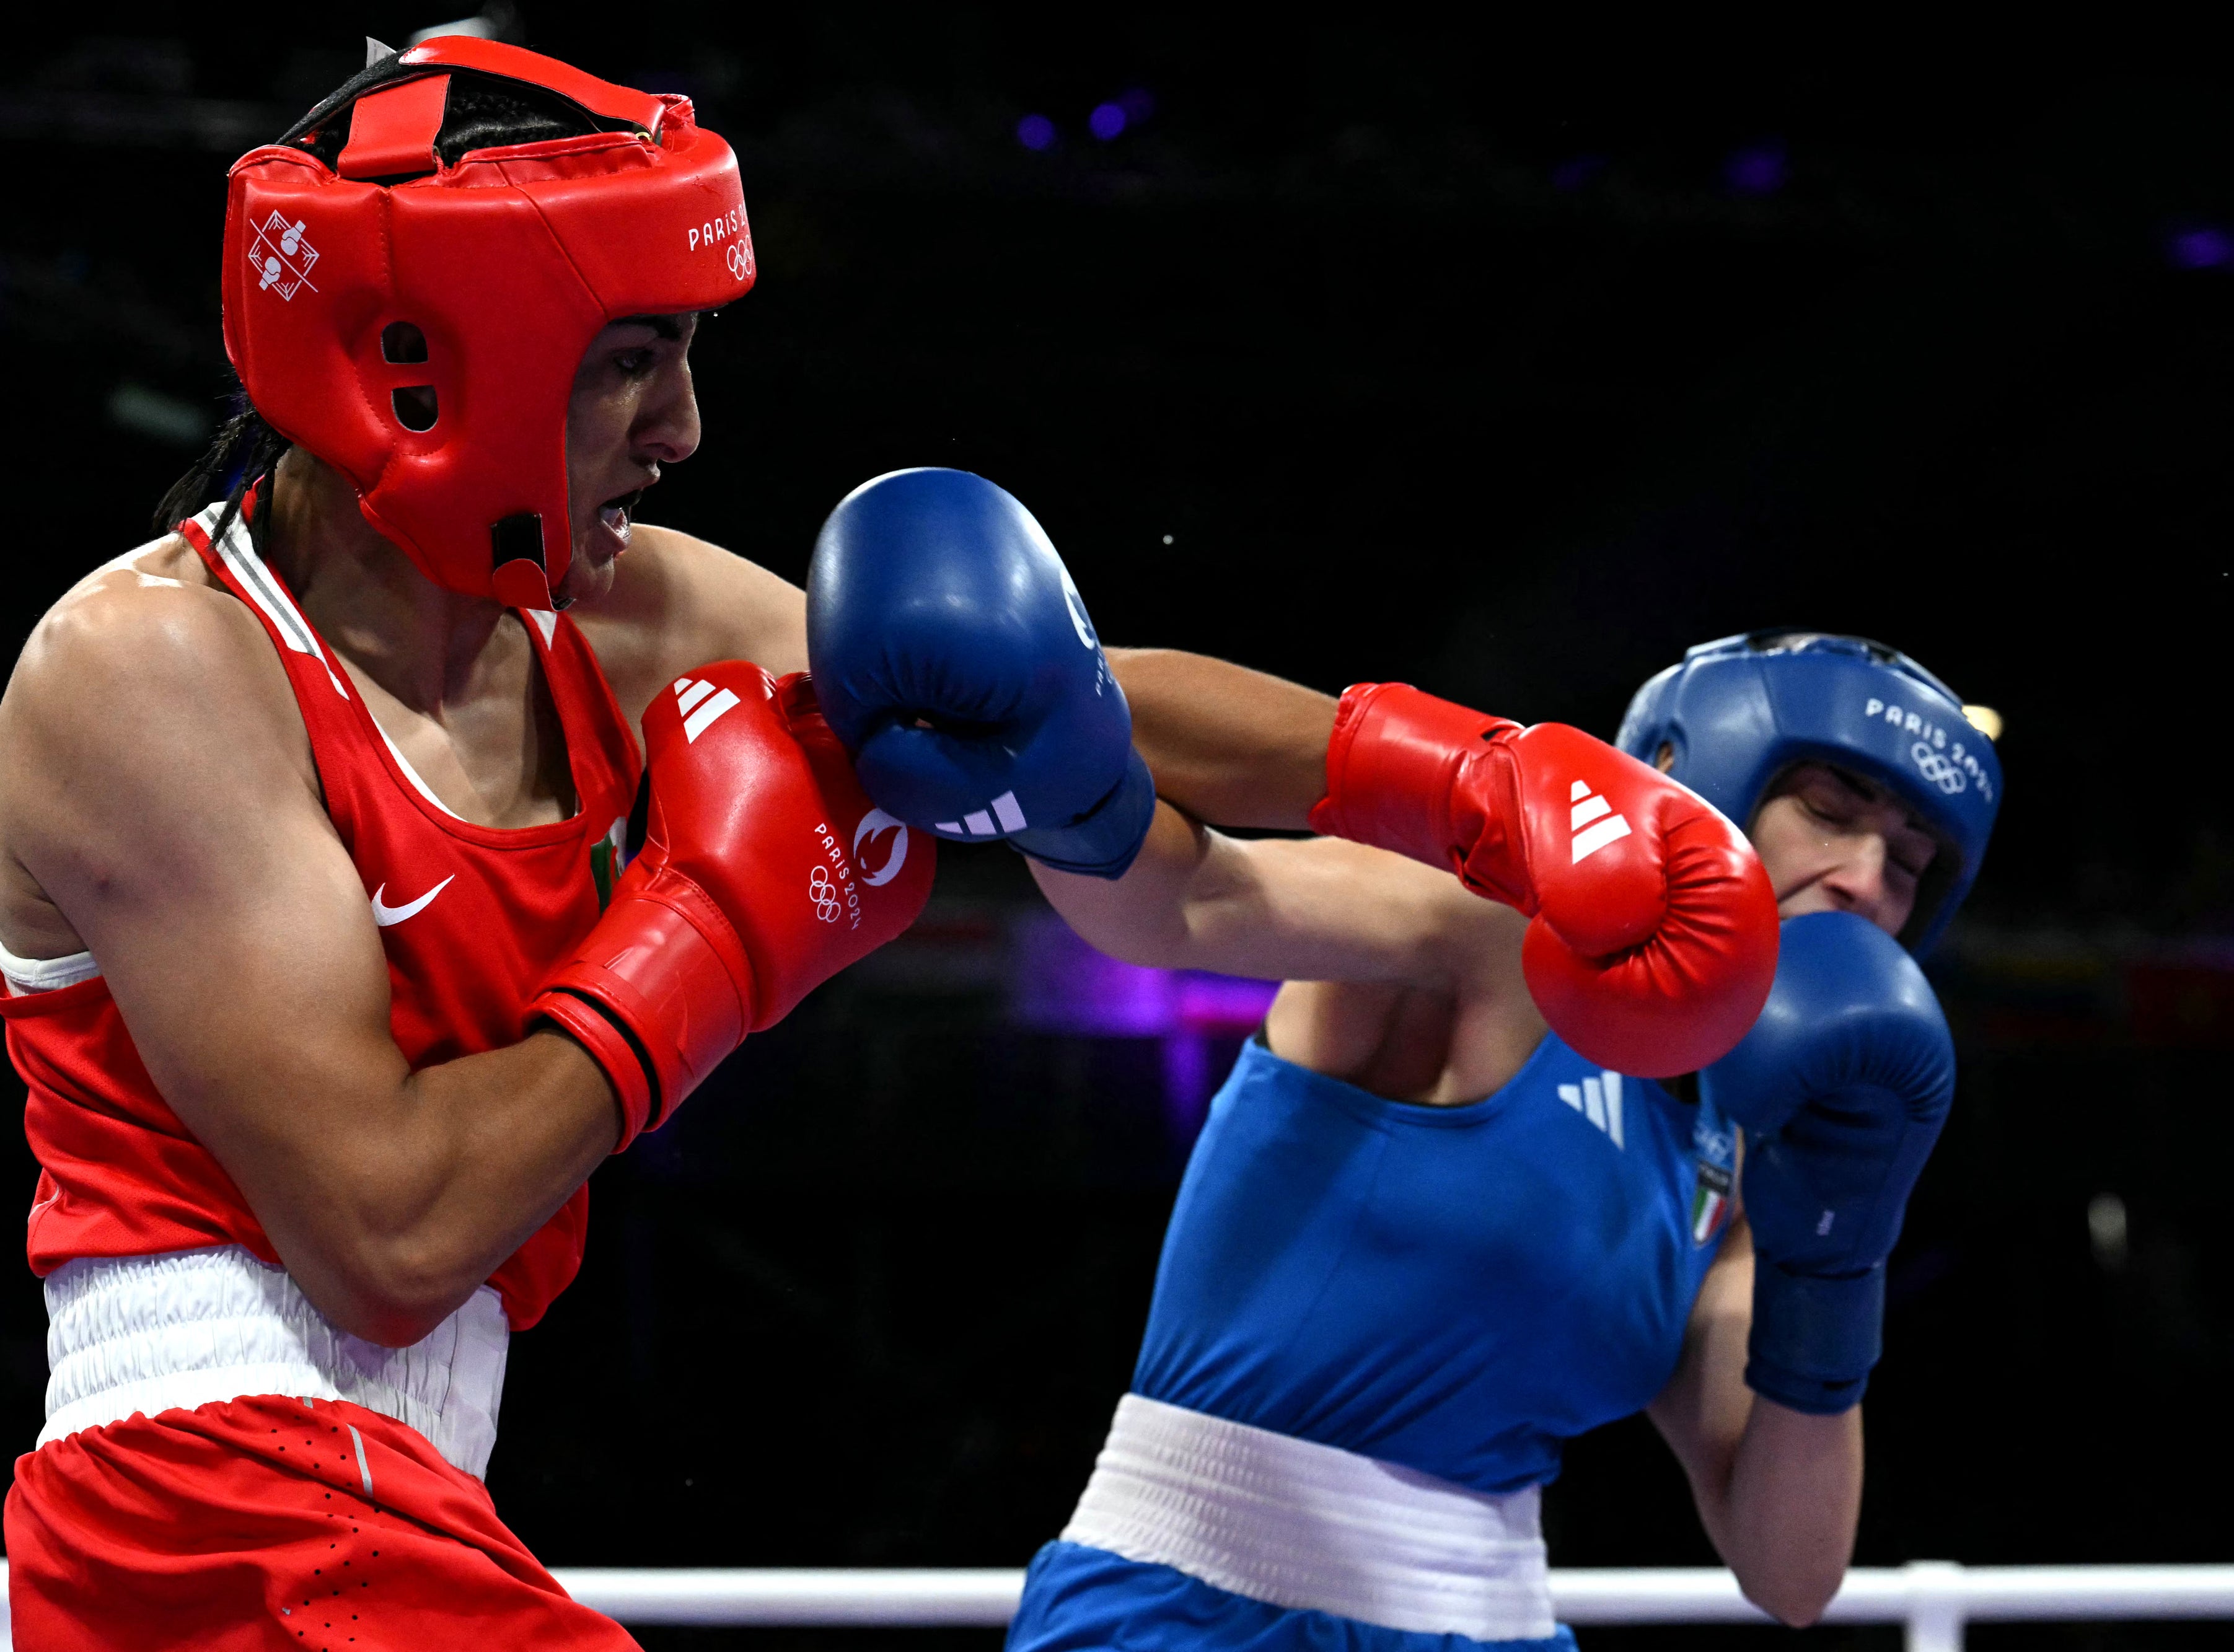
[1614,631,2002,955]
[221,37,756,610]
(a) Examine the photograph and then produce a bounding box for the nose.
[1818,832,1891,925]
[633,362,702,466]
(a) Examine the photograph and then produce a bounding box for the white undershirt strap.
[0,934,100,995]
[376,723,465,820]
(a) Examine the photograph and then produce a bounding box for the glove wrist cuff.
[1746,1259,1883,1415]
[1309,683,1524,893]
[532,883,757,1148]
[1011,749,1158,879]
[533,989,657,1151]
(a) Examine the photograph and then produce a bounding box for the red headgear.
[221,38,755,610]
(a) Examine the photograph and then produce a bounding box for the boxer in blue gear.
[1005,630,1999,1650]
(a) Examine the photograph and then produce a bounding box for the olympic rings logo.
[809,864,842,923]
[1909,740,1968,794]
[726,241,753,282]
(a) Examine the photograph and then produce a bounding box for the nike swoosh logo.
[370,876,455,928]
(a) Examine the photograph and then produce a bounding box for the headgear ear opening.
[219,37,757,610]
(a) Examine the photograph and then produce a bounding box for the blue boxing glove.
[1700,910,1956,1415]
[806,469,1154,878]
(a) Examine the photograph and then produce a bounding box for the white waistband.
[40,1245,508,1480]
[1062,1394,1557,1643]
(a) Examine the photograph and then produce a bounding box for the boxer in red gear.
[0,40,927,1650]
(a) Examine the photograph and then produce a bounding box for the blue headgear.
[1615,631,2002,956]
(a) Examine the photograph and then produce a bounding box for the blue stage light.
[2167,226,2234,269]
[1725,143,1787,195]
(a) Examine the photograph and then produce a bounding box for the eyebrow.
[1815,765,1935,842]
[1815,766,1883,806]
[612,314,691,340]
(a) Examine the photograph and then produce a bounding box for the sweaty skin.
[1065,661,1939,1628]
[0,317,806,1348]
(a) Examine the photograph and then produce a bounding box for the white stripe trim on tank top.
[0,934,100,995]
[374,724,464,820]
[1062,1394,1559,1643]
[195,503,500,825]
[192,505,350,700]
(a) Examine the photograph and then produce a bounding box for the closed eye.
[1799,794,1859,830]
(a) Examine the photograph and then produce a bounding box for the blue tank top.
[1132,1032,1736,1496]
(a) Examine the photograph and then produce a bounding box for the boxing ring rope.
[2,1562,2232,1646]
[552,1564,2234,1650]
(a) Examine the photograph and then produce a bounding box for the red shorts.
[4,1394,638,1651]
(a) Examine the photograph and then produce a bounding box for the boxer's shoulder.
[566,521,806,726]
[19,535,275,696]
[5,534,312,801]
[1263,860,1546,1106]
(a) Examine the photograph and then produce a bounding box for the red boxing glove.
[1308,682,1777,1076]
[532,664,935,1148]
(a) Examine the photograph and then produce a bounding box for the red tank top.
[0,501,642,1330]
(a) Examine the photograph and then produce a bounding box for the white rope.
[536,1562,2234,1630]
[5,1561,2233,1648]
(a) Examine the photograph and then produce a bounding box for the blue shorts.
[1006,1541,1580,1652]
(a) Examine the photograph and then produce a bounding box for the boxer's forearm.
[1712,1399,1863,1626]
[248,1032,622,1349]
[1030,801,1465,985]
[1651,1221,1856,1627]
[1108,649,1336,830]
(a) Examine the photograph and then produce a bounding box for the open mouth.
[596,488,645,550]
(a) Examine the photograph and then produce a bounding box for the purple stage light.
[1009,913,1277,1039]
[1017,113,1057,152]
[1089,102,1127,141]
[1009,913,1276,1146]
[1551,155,1604,191]
[1118,87,1156,123]
[2167,226,2234,270]
[1724,143,1787,195]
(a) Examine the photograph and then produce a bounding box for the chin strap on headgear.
[1615,631,2003,956]
[221,37,755,610]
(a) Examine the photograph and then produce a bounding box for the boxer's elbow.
[273,1164,491,1346]
[1736,1559,1845,1629]
[298,1234,484,1348]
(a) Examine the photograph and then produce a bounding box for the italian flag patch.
[1691,1159,1733,1246]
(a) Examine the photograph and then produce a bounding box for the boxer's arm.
[570,522,808,729]
[1,579,622,1348]
[1647,1216,1863,1627]
[1029,799,1505,988]
[1106,648,1337,830]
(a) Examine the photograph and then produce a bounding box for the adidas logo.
[1557,1070,1626,1148]
[1569,779,1632,864]
[673,676,741,743]
[935,791,1028,838]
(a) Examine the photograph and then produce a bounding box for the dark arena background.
[2,7,2230,1648]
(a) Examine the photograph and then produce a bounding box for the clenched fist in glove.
[1307,682,1777,1076]
[532,663,936,1148]
[1704,911,1956,1414]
